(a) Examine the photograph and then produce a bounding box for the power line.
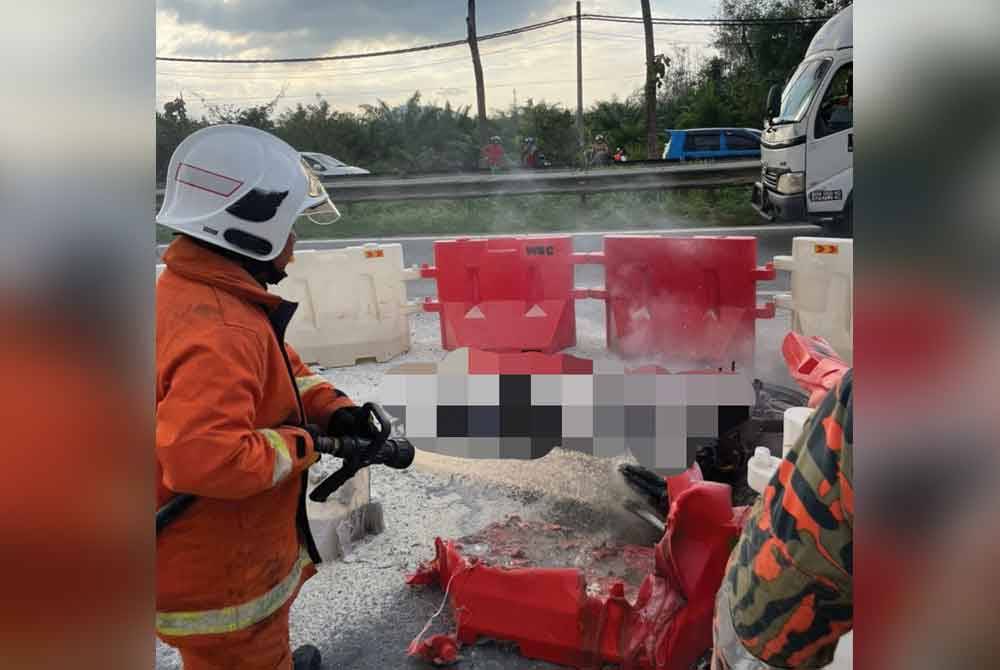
[157,30,578,74]
[157,16,574,64]
[583,13,832,26]
[157,32,578,80]
[156,13,832,64]
[581,30,714,45]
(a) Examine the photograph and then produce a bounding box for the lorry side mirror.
[765,85,782,122]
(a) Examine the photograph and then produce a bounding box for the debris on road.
[406,463,751,670]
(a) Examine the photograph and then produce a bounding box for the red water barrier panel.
[422,236,577,353]
[466,348,594,374]
[603,235,775,366]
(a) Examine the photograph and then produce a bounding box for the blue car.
[661,128,762,161]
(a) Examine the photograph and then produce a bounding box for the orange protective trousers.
[162,600,294,670]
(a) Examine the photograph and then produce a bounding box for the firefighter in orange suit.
[155,125,368,669]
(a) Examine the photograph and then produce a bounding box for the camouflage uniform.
[712,369,853,669]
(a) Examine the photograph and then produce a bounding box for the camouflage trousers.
[711,580,785,670]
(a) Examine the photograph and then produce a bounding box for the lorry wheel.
[841,199,853,237]
[822,200,853,238]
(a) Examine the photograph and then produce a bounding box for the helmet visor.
[300,160,341,225]
[301,198,341,225]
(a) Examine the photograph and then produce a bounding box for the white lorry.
[751,5,853,236]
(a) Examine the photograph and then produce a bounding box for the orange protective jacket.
[155,236,353,641]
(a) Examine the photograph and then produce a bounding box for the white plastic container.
[773,237,853,363]
[782,406,816,457]
[748,446,782,494]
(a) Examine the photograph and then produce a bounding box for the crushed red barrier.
[782,331,850,407]
[407,634,460,666]
[406,464,750,669]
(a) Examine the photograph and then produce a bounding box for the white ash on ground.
[413,447,663,546]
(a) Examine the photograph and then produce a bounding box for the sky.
[156,0,721,118]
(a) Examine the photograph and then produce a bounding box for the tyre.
[822,199,853,238]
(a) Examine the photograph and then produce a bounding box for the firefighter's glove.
[327,406,378,440]
[304,423,337,455]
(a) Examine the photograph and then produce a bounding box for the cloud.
[155,0,720,116]
[157,0,564,55]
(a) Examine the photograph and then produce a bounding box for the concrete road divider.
[305,468,384,562]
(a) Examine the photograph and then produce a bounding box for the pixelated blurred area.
[380,352,757,474]
[858,2,1000,668]
[0,2,154,667]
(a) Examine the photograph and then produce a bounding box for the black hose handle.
[156,493,197,535]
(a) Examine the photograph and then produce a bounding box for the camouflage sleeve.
[724,369,853,668]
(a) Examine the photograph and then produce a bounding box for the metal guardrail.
[154,160,760,206]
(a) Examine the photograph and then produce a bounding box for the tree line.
[156,0,851,180]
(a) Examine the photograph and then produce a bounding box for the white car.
[300,152,370,177]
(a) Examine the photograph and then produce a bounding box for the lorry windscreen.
[777,57,832,124]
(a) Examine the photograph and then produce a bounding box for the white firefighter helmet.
[156,124,340,261]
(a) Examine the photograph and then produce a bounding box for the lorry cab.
[752,5,853,235]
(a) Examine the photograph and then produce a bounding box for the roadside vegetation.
[155,187,756,243]
[155,0,848,240]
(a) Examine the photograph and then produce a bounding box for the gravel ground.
[156,449,641,670]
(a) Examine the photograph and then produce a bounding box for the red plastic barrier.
[408,634,459,666]
[620,466,749,670]
[782,331,850,407]
[603,236,775,366]
[423,236,577,353]
[406,463,749,670]
[466,348,594,374]
[406,538,593,667]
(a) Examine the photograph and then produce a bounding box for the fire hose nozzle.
[309,403,415,503]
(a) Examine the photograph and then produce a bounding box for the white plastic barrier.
[155,263,165,281]
[782,406,815,457]
[749,407,817,494]
[273,243,422,367]
[773,237,853,363]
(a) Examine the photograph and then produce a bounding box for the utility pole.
[576,1,585,166]
[467,0,488,150]
[513,88,519,136]
[641,0,658,159]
